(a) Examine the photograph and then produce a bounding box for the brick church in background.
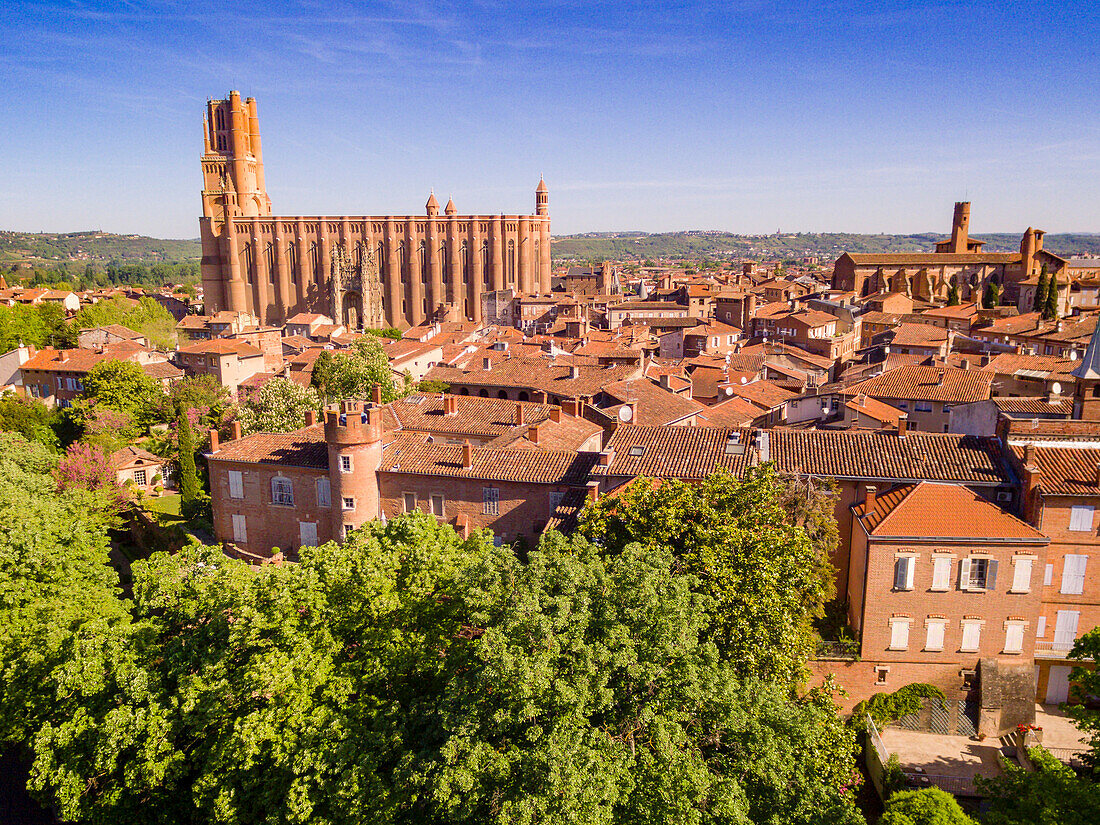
[199,92,551,329]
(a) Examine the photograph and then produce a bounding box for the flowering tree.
[237,376,321,434]
[56,442,116,493]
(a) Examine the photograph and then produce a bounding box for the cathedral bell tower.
[201,91,271,224]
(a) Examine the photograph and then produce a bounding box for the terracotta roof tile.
[843,365,992,403]
[381,438,597,484]
[1010,443,1100,496]
[854,482,1046,540]
[210,425,329,469]
[594,425,755,480]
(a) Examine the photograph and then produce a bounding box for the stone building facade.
[199,92,551,330]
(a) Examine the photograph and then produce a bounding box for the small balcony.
[1034,638,1078,660]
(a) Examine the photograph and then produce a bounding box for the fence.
[865,715,889,799]
[1045,746,1087,767]
[902,772,979,797]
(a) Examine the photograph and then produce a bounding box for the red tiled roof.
[1011,443,1100,496]
[177,339,264,357]
[594,425,755,480]
[843,365,992,403]
[854,482,1046,540]
[209,425,329,468]
[381,438,597,484]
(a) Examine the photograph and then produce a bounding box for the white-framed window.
[1053,610,1080,651]
[403,492,416,513]
[340,454,353,473]
[925,619,947,652]
[960,620,982,652]
[874,666,889,686]
[483,487,499,516]
[299,521,318,547]
[960,557,998,591]
[271,477,294,506]
[1037,616,1046,637]
[231,513,247,543]
[343,523,354,540]
[228,470,244,499]
[1004,622,1026,654]
[133,469,147,486]
[893,556,915,591]
[342,497,355,511]
[1060,555,1088,595]
[931,555,952,591]
[316,477,331,507]
[1044,563,1054,586]
[888,618,911,651]
[1069,504,1094,532]
[1010,557,1034,593]
[430,494,444,518]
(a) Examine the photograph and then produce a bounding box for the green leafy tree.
[310,336,406,403]
[946,284,960,306]
[0,302,75,351]
[980,745,1100,825]
[878,787,974,825]
[0,395,59,449]
[982,283,1001,309]
[163,374,230,430]
[578,466,835,683]
[1043,274,1060,320]
[237,376,321,434]
[1034,265,1049,313]
[1065,628,1100,772]
[78,359,164,436]
[176,405,201,513]
[73,296,177,349]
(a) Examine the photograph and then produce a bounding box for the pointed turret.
[1072,319,1100,419]
[426,190,440,217]
[535,176,549,217]
[444,196,456,216]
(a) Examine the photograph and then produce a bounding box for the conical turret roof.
[1072,318,1100,380]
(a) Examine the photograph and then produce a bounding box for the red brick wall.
[1033,494,1100,656]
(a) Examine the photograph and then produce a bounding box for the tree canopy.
[77,359,164,440]
[311,336,407,404]
[0,302,75,351]
[73,295,178,349]
[2,495,863,824]
[237,376,321,434]
[878,788,974,825]
[577,466,836,684]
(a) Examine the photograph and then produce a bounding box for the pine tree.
[177,406,200,507]
[947,284,960,306]
[1044,274,1060,320]
[1034,265,1049,313]
[983,283,1001,309]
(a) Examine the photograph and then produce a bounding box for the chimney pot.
[209,428,220,453]
[527,424,540,444]
[515,402,524,427]
[372,383,383,405]
[898,413,909,437]
[586,480,600,502]
[864,485,877,510]
[550,406,561,422]
[305,409,317,426]
[230,420,242,441]
[462,442,472,468]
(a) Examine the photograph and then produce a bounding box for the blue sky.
[1,1,1098,238]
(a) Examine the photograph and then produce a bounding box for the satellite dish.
[740,376,748,384]
[1052,382,1062,395]
[724,386,734,396]
[618,406,633,422]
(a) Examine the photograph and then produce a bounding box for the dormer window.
[628,445,645,457]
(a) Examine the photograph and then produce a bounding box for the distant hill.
[551,231,1100,263]
[0,231,201,266]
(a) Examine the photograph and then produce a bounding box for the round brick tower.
[324,399,384,540]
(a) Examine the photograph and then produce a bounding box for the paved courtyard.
[880,728,1005,786]
[1034,703,1089,758]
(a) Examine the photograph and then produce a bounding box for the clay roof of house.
[177,339,264,357]
[386,393,555,437]
[1010,442,1100,496]
[981,352,1078,382]
[424,356,640,399]
[858,311,903,326]
[592,425,755,480]
[108,445,163,471]
[286,312,331,324]
[854,482,1046,540]
[844,393,902,427]
[841,252,1020,265]
[695,396,762,427]
[544,487,589,534]
[21,342,147,373]
[380,437,597,484]
[80,323,146,340]
[209,425,329,468]
[767,429,1008,484]
[882,323,950,347]
[842,365,992,403]
[601,378,706,426]
[993,396,1073,416]
[176,315,213,329]
[920,302,979,319]
[610,301,687,312]
[142,361,184,381]
[725,380,798,410]
[485,414,603,452]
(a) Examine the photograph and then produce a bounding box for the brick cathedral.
[199,92,551,329]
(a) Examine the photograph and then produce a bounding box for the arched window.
[355,241,363,267]
[377,240,386,273]
[241,243,253,285]
[309,242,321,280]
[517,391,529,402]
[461,241,469,284]
[215,107,225,130]
[265,243,276,284]
[459,387,469,396]
[440,242,448,283]
[418,241,427,283]
[498,390,509,399]
[480,241,489,275]
[287,242,298,283]
[478,389,488,397]
[507,240,516,286]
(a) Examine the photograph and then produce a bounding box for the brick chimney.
[864,485,877,511]
[1024,443,1035,466]
[550,406,561,422]
[461,442,473,468]
[562,398,579,417]
[305,409,317,426]
[514,402,524,427]
[527,424,540,444]
[898,413,909,438]
[209,428,220,453]
[58,350,69,363]
[598,448,615,466]
[444,394,458,415]
[230,420,242,441]
[372,383,383,405]
[586,480,600,502]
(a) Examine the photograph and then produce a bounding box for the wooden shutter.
[1011,558,1033,593]
[925,621,945,651]
[931,556,951,591]
[959,558,971,591]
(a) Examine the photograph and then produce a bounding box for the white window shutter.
[905,557,915,590]
[1011,559,1033,593]
[959,558,972,591]
[932,557,951,591]
[1044,563,1054,586]
[1037,616,1046,637]
[229,470,243,499]
[1005,624,1025,654]
[1062,556,1087,595]
[925,622,945,651]
[890,620,909,650]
